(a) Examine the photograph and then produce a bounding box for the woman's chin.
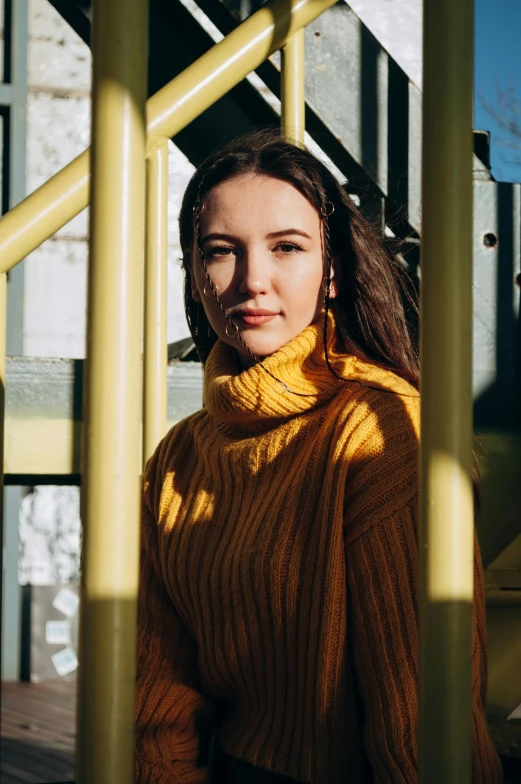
[234,334,287,366]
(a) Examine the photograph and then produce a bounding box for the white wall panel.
[29,0,90,92]
[26,91,90,241]
[24,0,193,358]
[347,0,422,88]
[24,0,90,357]
[24,238,87,358]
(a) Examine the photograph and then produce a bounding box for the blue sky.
[475,0,521,181]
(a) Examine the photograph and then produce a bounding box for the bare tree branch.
[480,77,521,169]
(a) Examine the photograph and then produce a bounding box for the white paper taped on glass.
[507,703,521,721]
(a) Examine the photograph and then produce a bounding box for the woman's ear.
[191,274,202,303]
[186,252,202,303]
[329,256,341,299]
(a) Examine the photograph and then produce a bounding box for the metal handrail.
[0,0,336,274]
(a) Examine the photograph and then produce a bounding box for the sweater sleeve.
[344,396,502,784]
[135,442,215,784]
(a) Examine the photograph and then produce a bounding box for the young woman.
[134,129,502,783]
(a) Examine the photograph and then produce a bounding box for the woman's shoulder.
[142,410,206,510]
[333,355,420,441]
[337,361,420,543]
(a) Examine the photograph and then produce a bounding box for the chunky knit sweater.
[135,316,502,784]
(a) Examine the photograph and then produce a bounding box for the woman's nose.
[237,248,269,297]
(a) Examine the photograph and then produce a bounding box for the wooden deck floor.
[1,682,75,784]
[2,680,521,783]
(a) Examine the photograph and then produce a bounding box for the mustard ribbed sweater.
[135,317,502,784]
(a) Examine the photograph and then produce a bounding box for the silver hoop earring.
[225,321,239,338]
[203,282,213,297]
[322,276,334,294]
[274,379,289,395]
[320,202,335,217]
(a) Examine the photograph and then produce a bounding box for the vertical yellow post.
[0,274,6,681]
[77,0,148,781]
[143,141,168,467]
[419,1,474,783]
[281,29,305,144]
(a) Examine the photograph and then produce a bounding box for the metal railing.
[281,28,305,145]
[74,1,148,780]
[0,0,335,781]
[143,141,169,467]
[419,2,474,781]
[0,0,475,782]
[0,0,335,271]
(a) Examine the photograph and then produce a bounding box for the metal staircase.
[39,0,519,566]
[0,0,520,777]
[48,0,420,235]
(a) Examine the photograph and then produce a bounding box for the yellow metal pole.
[0,274,6,680]
[419,1,474,783]
[143,141,168,467]
[76,0,147,780]
[0,0,336,272]
[281,29,305,144]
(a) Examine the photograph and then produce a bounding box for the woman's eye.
[276,242,304,254]
[206,246,235,258]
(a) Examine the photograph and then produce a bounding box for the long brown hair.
[179,128,481,514]
[179,128,419,387]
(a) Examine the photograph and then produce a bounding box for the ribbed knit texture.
[135,315,502,784]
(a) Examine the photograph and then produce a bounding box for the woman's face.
[191,173,335,367]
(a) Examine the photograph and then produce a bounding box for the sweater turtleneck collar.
[203,312,351,433]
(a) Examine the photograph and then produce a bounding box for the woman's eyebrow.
[266,229,312,240]
[201,232,237,243]
[201,229,312,243]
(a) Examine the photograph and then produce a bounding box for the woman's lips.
[234,310,278,326]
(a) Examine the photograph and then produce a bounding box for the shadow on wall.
[474,181,521,567]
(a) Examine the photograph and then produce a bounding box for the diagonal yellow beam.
[0,0,336,273]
